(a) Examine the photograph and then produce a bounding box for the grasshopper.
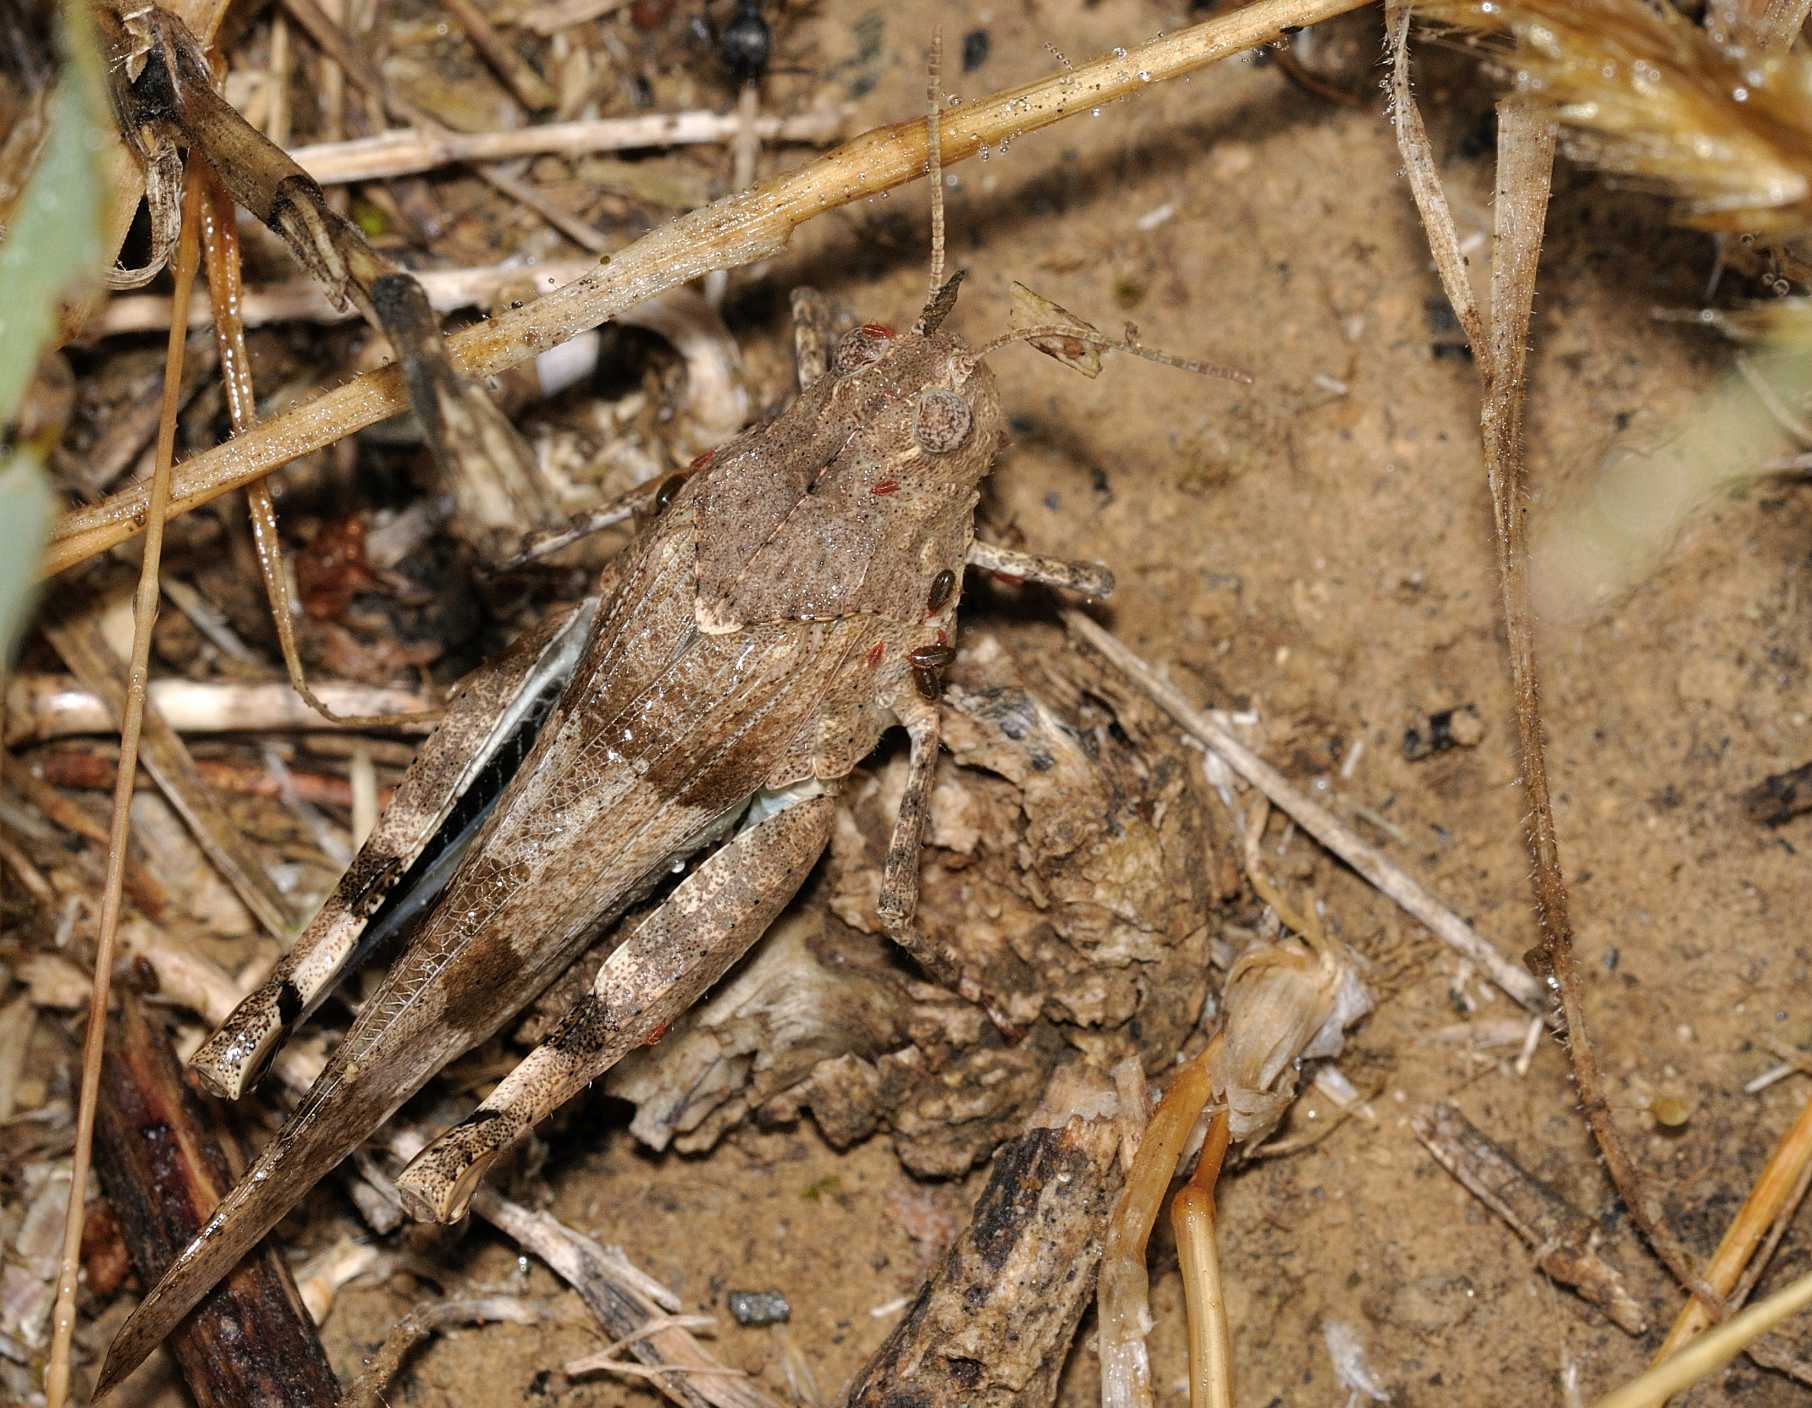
[94,24,1235,1394]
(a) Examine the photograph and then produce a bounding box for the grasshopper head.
[820,269,1005,507]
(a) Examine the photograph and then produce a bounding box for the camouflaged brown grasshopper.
[96,19,1244,1394]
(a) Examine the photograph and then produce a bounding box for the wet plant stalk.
[1170,1109,1233,1408]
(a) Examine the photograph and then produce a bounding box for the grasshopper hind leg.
[394,789,837,1223]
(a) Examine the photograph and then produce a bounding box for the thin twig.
[282,106,847,185]
[47,0,1372,578]
[344,1294,557,1408]
[1413,1101,1647,1333]
[90,258,595,335]
[1385,8,1720,1309]
[194,157,425,727]
[564,1314,723,1376]
[441,0,556,111]
[42,162,204,1408]
[1063,611,1541,1009]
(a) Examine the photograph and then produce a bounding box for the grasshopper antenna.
[962,323,1254,384]
[914,31,967,336]
[925,29,946,302]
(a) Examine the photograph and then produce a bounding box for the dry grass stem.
[194,159,426,727]
[3,674,433,745]
[1386,11,1719,1309]
[1487,92,1720,1315]
[1063,610,1541,1008]
[42,610,299,939]
[1655,1089,1812,1356]
[46,0,1369,578]
[1592,1266,1812,1408]
[281,107,846,185]
[1099,1037,1219,1408]
[1385,5,1482,352]
[42,162,204,1408]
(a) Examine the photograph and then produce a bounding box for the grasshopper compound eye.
[913,388,973,454]
[833,323,895,375]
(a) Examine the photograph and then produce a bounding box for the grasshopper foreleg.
[872,705,1019,1032]
[790,287,855,391]
[967,539,1115,599]
[393,789,838,1223]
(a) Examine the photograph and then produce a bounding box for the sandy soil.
[51,1,1812,1405]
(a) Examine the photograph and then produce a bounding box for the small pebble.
[727,1289,791,1326]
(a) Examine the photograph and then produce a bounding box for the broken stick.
[1413,1101,1647,1335]
[848,1071,1127,1408]
[91,990,340,1406]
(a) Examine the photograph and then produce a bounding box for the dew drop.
[1137,69,1151,81]
[1112,46,1127,58]
[1090,105,1102,117]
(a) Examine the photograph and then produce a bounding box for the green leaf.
[0,450,55,665]
[0,5,110,664]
